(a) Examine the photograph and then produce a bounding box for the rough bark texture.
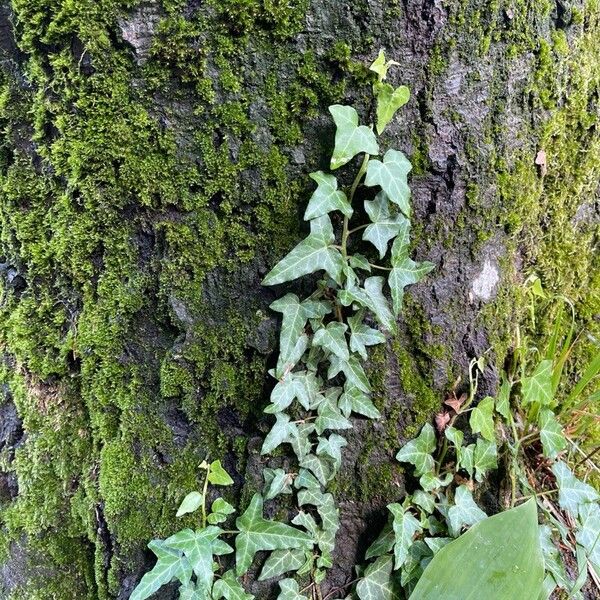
[0,0,598,598]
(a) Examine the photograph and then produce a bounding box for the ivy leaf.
[266,372,316,413]
[304,171,352,219]
[313,322,350,361]
[164,527,221,593]
[576,503,600,573]
[396,423,436,476]
[328,105,379,170]
[263,468,293,501]
[364,276,396,332]
[369,49,399,81]
[300,453,333,486]
[365,520,395,559]
[348,311,386,360]
[208,498,236,524]
[538,409,567,459]
[375,82,410,134]
[295,468,321,491]
[539,525,571,593]
[318,493,340,538]
[276,578,310,600]
[208,460,234,486]
[338,384,381,419]
[389,503,423,569]
[178,581,202,600]
[235,494,313,575]
[356,554,398,600]
[263,216,344,286]
[261,413,298,455]
[390,226,411,264]
[176,492,203,517]
[521,359,554,407]
[447,485,487,536]
[458,444,475,478]
[349,254,372,272]
[473,438,497,482]
[259,548,307,581]
[363,192,410,259]
[315,391,352,434]
[496,374,511,419]
[413,490,436,514]
[269,294,309,376]
[316,433,348,471]
[389,256,434,315]
[444,426,463,449]
[365,149,412,216]
[328,354,372,393]
[419,472,453,492]
[292,511,320,536]
[288,422,315,459]
[469,396,495,442]
[130,542,191,600]
[212,570,255,600]
[212,538,234,556]
[552,461,600,518]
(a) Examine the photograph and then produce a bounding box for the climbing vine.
[130,50,433,599]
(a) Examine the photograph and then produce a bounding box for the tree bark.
[0,0,598,598]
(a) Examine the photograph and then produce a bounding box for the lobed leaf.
[328,105,379,170]
[304,171,352,219]
[364,149,412,216]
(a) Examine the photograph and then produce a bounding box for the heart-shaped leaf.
[329,105,379,169]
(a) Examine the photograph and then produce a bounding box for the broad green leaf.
[338,384,380,419]
[496,374,511,419]
[458,443,475,478]
[269,295,309,376]
[328,105,379,170]
[348,311,385,361]
[365,520,395,559]
[552,461,599,517]
[538,409,567,459]
[364,276,396,332]
[388,503,422,569]
[235,494,313,575]
[369,49,399,81]
[261,413,298,455]
[364,149,412,215]
[410,500,544,600]
[299,453,333,486]
[212,498,235,516]
[263,468,293,501]
[469,396,495,441]
[356,555,398,600]
[473,438,497,482]
[212,538,234,556]
[266,372,317,413]
[576,503,600,574]
[521,360,554,407]
[212,570,254,600]
[328,354,372,394]
[389,256,434,315]
[400,540,431,590]
[444,426,463,449]
[130,542,191,600]
[259,548,307,581]
[292,511,319,536]
[263,217,344,286]
[208,460,234,486]
[163,528,219,593]
[395,423,436,476]
[298,487,327,507]
[294,468,321,490]
[276,578,310,600]
[178,581,202,600]
[304,171,352,219]
[316,433,347,471]
[288,422,315,459]
[419,471,453,492]
[413,490,436,514]
[313,321,350,361]
[375,82,410,134]
[447,485,486,536]
[176,491,203,517]
[315,393,352,434]
[363,192,409,259]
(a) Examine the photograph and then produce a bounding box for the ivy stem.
[341,153,370,258]
[347,223,369,235]
[368,263,392,271]
[201,466,210,529]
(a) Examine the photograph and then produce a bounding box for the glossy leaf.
[176,492,203,517]
[538,409,567,459]
[521,360,554,407]
[304,171,352,219]
[259,548,307,581]
[208,460,234,486]
[356,555,397,600]
[348,311,386,360]
[338,384,380,419]
[276,578,310,600]
[235,494,313,575]
[473,438,497,482]
[329,105,379,170]
[389,256,434,315]
[365,520,395,559]
[212,570,255,600]
[261,413,298,455]
[447,486,486,536]
[469,396,495,442]
[362,191,409,259]
[316,433,347,471]
[369,49,399,81]
[396,423,436,476]
[365,149,412,216]
[552,461,599,517]
[410,500,544,600]
[263,468,293,501]
[313,321,350,361]
[388,503,422,569]
[263,216,344,286]
[300,453,333,486]
[364,276,396,332]
[375,82,410,134]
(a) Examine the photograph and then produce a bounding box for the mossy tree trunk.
[0,0,598,598]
